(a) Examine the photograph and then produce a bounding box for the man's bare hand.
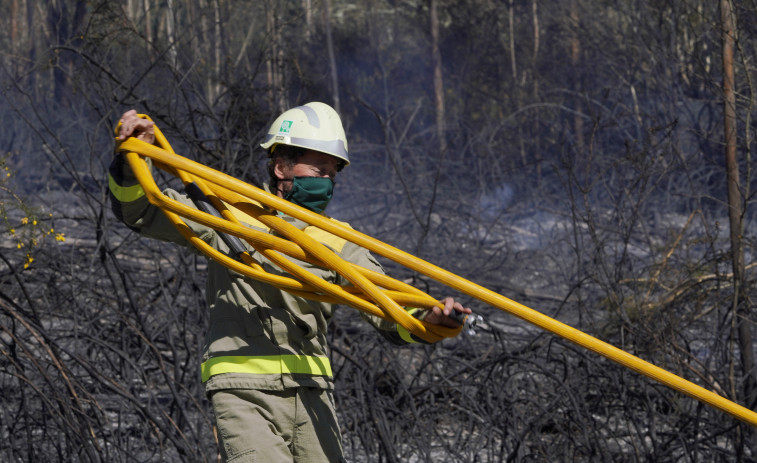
[424,297,472,328]
[117,109,155,144]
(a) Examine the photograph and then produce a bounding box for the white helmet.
[260,102,349,167]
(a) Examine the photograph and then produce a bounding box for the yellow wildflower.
[55,233,65,242]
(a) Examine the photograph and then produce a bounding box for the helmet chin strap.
[276,178,294,197]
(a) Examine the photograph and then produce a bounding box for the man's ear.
[273,158,288,180]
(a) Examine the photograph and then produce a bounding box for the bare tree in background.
[569,0,584,152]
[323,0,341,113]
[430,0,445,158]
[721,0,756,454]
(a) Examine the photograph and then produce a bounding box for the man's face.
[274,150,339,197]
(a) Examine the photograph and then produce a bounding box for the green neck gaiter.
[284,176,334,214]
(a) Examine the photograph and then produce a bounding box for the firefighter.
[111,103,470,462]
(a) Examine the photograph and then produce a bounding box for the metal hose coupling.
[448,311,485,336]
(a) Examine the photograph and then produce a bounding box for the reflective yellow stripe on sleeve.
[109,173,146,202]
[201,355,333,382]
[397,308,422,343]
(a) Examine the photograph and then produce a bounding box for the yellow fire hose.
[116,116,757,427]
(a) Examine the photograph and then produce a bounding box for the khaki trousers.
[211,388,345,463]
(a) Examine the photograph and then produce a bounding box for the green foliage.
[0,156,64,270]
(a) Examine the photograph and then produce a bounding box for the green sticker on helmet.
[279,120,293,134]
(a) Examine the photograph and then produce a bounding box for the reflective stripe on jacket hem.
[396,307,422,343]
[109,174,146,202]
[201,355,333,382]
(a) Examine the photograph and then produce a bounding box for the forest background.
[1,0,757,462]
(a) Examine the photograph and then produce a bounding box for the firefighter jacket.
[108,154,426,393]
